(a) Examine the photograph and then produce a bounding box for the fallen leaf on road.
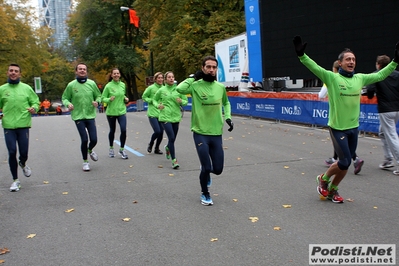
[122,218,131,222]
[282,205,291,208]
[129,165,133,168]
[284,166,289,169]
[232,199,238,202]
[346,198,354,202]
[0,248,10,255]
[43,181,49,184]
[237,158,241,160]
[132,200,138,204]
[249,217,259,223]
[0,260,4,264]
[210,238,218,242]
[62,192,68,195]
[373,206,378,209]
[273,227,281,231]
[27,234,36,239]
[158,165,163,168]
[169,174,174,176]
[123,172,128,174]
[65,208,74,213]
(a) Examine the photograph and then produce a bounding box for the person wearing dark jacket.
[367,55,399,175]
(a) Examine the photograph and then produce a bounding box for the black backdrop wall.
[260,0,399,81]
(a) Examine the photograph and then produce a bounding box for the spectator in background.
[319,60,364,174]
[0,63,40,192]
[56,105,62,115]
[41,98,51,116]
[62,63,102,171]
[154,71,188,169]
[142,72,164,155]
[366,55,399,175]
[101,68,129,159]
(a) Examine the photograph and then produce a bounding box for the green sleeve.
[222,91,231,120]
[361,61,398,86]
[176,78,194,95]
[180,93,188,106]
[62,82,72,107]
[101,83,111,104]
[142,85,153,104]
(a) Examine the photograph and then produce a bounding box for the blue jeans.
[107,115,127,148]
[193,132,224,194]
[75,119,97,160]
[148,117,164,150]
[4,128,30,180]
[162,122,179,160]
[329,127,358,170]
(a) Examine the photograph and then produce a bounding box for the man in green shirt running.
[62,63,102,171]
[177,55,234,206]
[0,64,40,192]
[293,35,399,203]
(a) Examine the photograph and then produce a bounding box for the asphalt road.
[0,112,398,265]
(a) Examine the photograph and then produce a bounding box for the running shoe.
[109,148,115,158]
[154,148,163,154]
[83,162,90,171]
[379,160,394,169]
[325,158,336,166]
[172,158,179,169]
[19,161,31,177]
[327,188,344,203]
[147,143,152,153]
[89,151,98,161]
[316,174,329,197]
[393,169,399,176]
[164,145,171,160]
[10,179,21,192]
[118,150,128,159]
[353,158,364,175]
[200,193,213,206]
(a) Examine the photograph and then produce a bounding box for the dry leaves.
[282,205,292,208]
[132,200,138,204]
[210,238,218,242]
[0,260,4,264]
[43,181,49,184]
[346,198,354,202]
[249,217,259,223]
[27,234,36,239]
[232,199,238,202]
[65,208,74,213]
[158,165,163,168]
[273,227,281,231]
[0,248,10,255]
[62,192,68,195]
[169,173,174,176]
[122,218,131,222]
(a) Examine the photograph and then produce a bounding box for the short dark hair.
[75,63,87,71]
[338,48,355,61]
[202,55,218,67]
[9,63,21,72]
[376,55,390,68]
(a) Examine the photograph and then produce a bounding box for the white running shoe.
[19,161,31,177]
[118,150,128,159]
[109,148,115,158]
[379,160,394,169]
[89,151,98,161]
[10,179,21,192]
[83,162,90,171]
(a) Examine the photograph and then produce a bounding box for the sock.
[321,173,330,182]
[88,149,92,153]
[329,184,338,191]
[84,160,88,163]
[110,146,113,149]
[120,148,124,151]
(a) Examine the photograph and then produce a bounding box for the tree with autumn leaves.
[0,0,74,101]
[67,0,245,100]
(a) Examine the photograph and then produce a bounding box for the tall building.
[40,0,73,48]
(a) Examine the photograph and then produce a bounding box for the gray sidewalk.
[0,112,398,265]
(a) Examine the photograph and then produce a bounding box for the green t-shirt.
[0,82,40,129]
[142,83,162,118]
[101,80,127,116]
[300,54,397,130]
[62,79,102,121]
[177,78,231,135]
[153,83,188,123]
